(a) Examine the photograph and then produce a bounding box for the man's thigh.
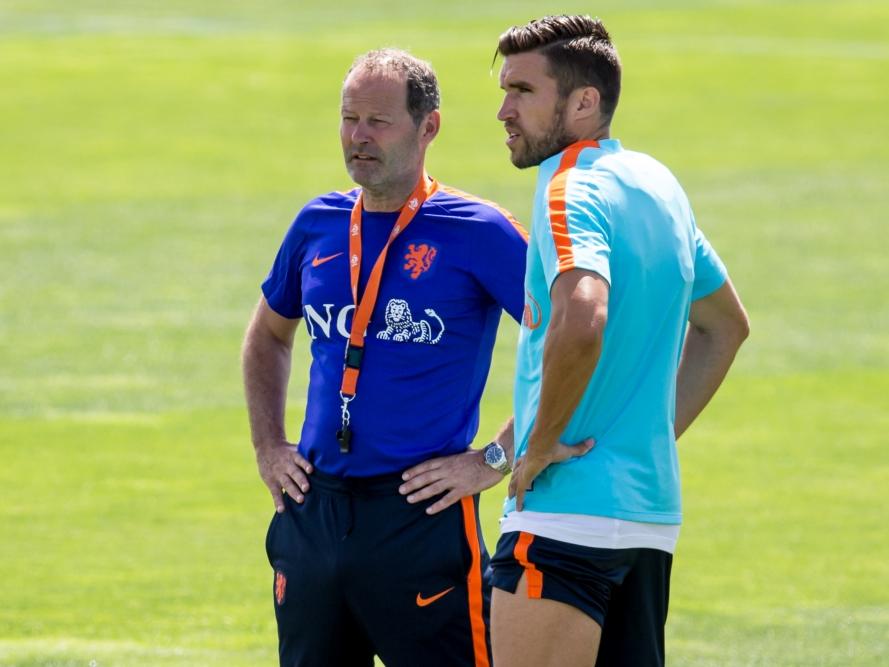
[490,531,672,667]
[596,549,672,667]
[348,494,492,667]
[492,572,601,667]
[266,489,374,667]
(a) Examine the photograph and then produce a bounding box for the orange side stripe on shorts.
[513,531,543,599]
[437,184,529,242]
[460,496,491,667]
[547,140,600,273]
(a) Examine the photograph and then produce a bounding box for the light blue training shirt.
[507,139,727,524]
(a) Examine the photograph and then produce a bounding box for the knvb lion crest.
[403,243,438,280]
[275,571,287,606]
[523,290,542,330]
[377,298,444,345]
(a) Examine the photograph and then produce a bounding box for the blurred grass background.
[1,1,887,665]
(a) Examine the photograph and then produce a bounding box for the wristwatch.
[482,441,511,475]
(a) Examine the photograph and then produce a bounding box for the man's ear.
[420,110,441,145]
[570,86,601,122]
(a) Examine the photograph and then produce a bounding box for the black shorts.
[491,531,672,667]
[265,470,492,667]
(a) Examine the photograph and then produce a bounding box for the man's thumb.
[574,438,596,456]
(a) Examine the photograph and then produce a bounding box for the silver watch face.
[484,443,508,470]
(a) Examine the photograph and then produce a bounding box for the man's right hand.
[243,298,307,513]
[256,442,314,513]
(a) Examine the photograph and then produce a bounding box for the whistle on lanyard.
[337,344,363,453]
[336,426,352,454]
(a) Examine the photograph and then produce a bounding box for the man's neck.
[586,121,611,142]
[361,173,424,212]
[571,120,611,145]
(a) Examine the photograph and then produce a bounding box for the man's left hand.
[399,450,503,515]
[509,438,595,511]
[507,454,549,512]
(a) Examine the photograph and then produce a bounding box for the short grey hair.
[347,48,440,126]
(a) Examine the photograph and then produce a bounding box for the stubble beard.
[345,137,421,197]
[345,144,425,210]
[511,99,576,169]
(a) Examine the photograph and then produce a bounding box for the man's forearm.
[674,325,744,439]
[242,325,293,450]
[526,321,602,458]
[491,417,516,466]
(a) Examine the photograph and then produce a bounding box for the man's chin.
[346,162,382,188]
[511,142,575,169]
[509,150,539,170]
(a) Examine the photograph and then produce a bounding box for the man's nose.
[497,97,515,122]
[350,120,373,145]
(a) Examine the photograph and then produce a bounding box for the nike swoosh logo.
[416,586,455,607]
[311,252,343,267]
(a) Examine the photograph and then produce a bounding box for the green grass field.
[2,1,887,665]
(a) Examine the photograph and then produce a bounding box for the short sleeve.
[471,210,528,324]
[543,179,611,289]
[260,214,306,318]
[691,225,727,300]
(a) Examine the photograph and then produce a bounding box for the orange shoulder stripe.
[547,140,600,273]
[436,184,529,242]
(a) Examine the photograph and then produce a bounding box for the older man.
[242,49,540,667]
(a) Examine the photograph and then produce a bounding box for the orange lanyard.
[336,173,438,452]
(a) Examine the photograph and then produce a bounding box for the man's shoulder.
[284,189,357,235]
[428,184,527,239]
[603,146,670,170]
[568,148,684,205]
[297,188,358,217]
[593,148,678,184]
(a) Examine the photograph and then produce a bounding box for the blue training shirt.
[262,183,528,477]
[508,139,727,524]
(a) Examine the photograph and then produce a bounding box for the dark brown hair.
[498,15,621,122]
[348,49,440,127]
